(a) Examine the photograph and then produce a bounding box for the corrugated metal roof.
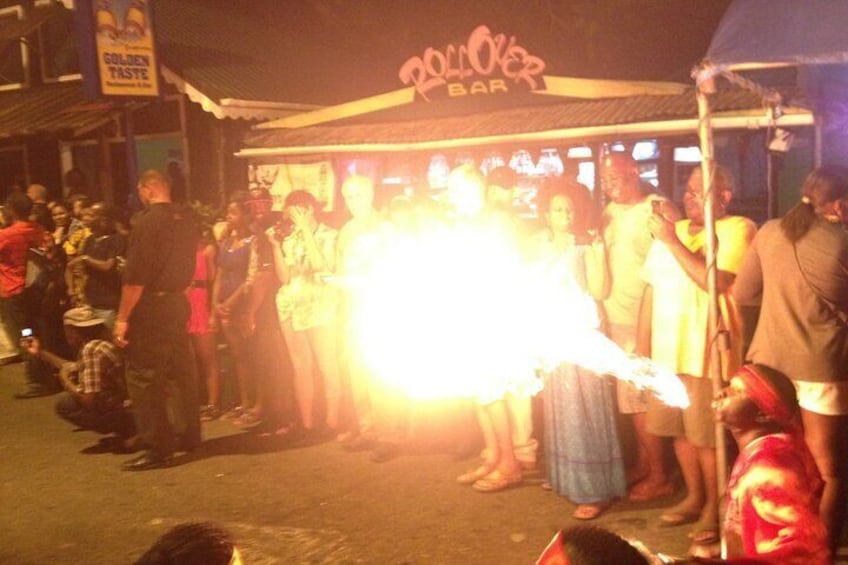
[0,82,123,140]
[244,87,806,152]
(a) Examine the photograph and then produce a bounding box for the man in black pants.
[114,169,199,471]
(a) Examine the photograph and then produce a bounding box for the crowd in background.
[1,157,846,564]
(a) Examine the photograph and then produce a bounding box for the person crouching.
[712,364,829,564]
[22,306,134,444]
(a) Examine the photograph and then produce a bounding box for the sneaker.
[199,405,221,422]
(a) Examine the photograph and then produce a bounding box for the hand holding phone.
[19,329,39,354]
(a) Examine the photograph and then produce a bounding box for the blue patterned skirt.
[543,364,626,504]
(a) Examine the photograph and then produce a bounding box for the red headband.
[736,365,796,431]
[535,531,570,565]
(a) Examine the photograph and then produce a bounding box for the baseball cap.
[63,307,106,328]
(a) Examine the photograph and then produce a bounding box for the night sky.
[156,0,733,106]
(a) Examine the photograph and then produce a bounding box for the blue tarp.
[706,0,848,70]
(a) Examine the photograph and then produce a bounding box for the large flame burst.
[344,218,688,409]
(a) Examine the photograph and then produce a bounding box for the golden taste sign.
[399,25,546,101]
[90,0,160,97]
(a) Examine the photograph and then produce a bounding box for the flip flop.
[471,468,522,493]
[658,510,700,527]
[688,519,720,544]
[572,502,609,520]
[628,480,675,501]
[456,463,496,484]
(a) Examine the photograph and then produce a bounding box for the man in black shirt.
[115,170,199,471]
[67,202,125,329]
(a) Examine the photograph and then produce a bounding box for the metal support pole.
[696,82,729,559]
[124,106,140,210]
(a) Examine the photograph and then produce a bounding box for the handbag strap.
[793,242,848,328]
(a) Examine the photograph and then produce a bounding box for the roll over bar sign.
[399,25,546,101]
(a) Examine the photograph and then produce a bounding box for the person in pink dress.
[189,229,220,421]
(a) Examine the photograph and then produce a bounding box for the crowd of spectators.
[1,158,846,563]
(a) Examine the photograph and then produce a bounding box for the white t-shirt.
[602,194,664,327]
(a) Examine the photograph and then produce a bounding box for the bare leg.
[693,447,719,534]
[637,411,668,481]
[282,323,314,429]
[456,404,497,484]
[801,409,848,554]
[476,403,497,463]
[467,399,523,491]
[664,437,704,517]
[505,393,536,470]
[222,323,250,409]
[484,399,520,475]
[342,327,371,435]
[310,322,341,431]
[628,413,674,500]
[192,332,219,407]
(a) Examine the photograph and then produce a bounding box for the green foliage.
[188,199,221,229]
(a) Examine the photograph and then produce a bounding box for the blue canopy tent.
[694,1,848,557]
[705,0,848,70]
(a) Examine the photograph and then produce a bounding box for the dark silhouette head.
[135,522,238,565]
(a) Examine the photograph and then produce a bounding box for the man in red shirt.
[0,192,50,398]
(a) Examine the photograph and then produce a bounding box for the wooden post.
[696,79,729,559]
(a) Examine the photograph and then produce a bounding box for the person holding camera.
[638,163,756,552]
[21,306,134,443]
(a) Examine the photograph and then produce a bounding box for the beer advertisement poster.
[78,0,161,98]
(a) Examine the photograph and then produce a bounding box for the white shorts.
[793,379,848,416]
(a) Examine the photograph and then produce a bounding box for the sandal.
[223,406,245,420]
[688,519,720,544]
[472,468,523,493]
[336,430,357,444]
[628,479,674,501]
[456,462,497,485]
[199,405,221,422]
[659,509,700,528]
[572,502,609,521]
[234,410,263,428]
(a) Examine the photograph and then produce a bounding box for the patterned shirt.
[725,433,829,564]
[74,339,124,409]
[276,223,338,331]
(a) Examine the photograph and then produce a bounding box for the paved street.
[1,360,845,564]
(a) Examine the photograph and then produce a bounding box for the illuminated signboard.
[77,0,161,99]
[399,25,546,101]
